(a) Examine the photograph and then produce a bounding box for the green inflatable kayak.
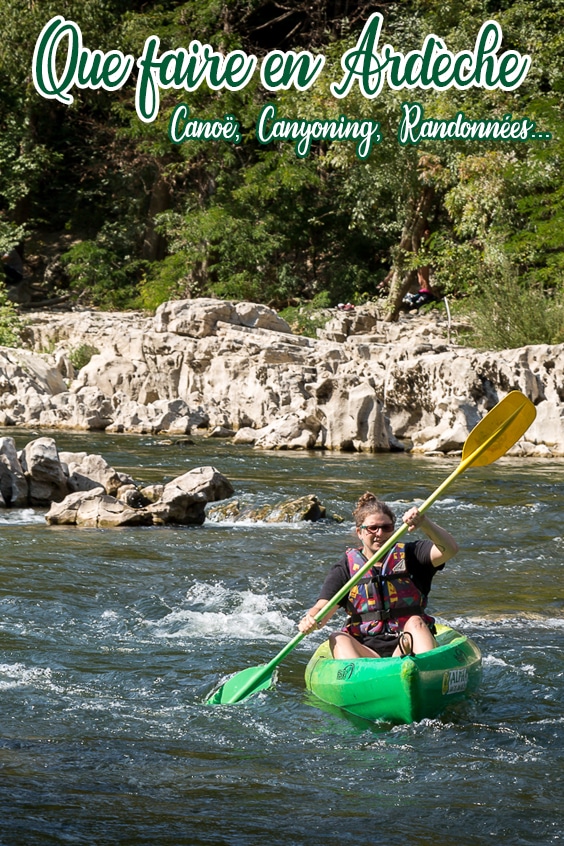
[304,624,482,724]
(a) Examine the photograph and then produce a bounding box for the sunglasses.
[359,523,394,534]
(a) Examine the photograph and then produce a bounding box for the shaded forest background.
[0,0,563,348]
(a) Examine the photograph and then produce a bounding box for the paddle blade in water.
[206,664,275,705]
[461,391,536,468]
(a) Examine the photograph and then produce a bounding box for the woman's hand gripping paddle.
[206,391,536,705]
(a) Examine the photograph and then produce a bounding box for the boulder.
[45,489,152,527]
[3,348,67,396]
[0,348,68,426]
[317,306,380,342]
[0,437,29,506]
[0,428,237,526]
[40,386,114,430]
[139,483,164,503]
[253,412,321,450]
[146,466,234,525]
[106,396,194,435]
[153,298,292,337]
[233,427,258,445]
[19,437,68,506]
[60,451,134,496]
[312,379,397,451]
[116,484,151,508]
[207,426,236,438]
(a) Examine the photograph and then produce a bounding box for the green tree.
[0,0,562,344]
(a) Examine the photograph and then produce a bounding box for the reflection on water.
[0,432,562,844]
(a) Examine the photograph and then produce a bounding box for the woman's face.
[356,510,395,556]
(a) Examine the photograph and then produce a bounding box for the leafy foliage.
[458,275,564,349]
[279,291,333,336]
[68,343,100,371]
[61,241,147,309]
[0,0,562,351]
[0,283,25,347]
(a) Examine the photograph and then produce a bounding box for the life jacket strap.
[348,606,424,625]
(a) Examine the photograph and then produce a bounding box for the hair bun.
[352,492,395,527]
[356,492,379,508]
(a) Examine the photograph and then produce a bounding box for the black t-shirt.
[318,540,443,608]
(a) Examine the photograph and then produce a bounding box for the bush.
[457,276,564,350]
[0,283,25,347]
[138,253,191,311]
[68,344,100,371]
[61,241,147,309]
[279,292,333,337]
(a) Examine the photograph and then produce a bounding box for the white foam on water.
[100,609,121,620]
[519,663,536,675]
[0,662,58,690]
[447,614,564,631]
[204,516,312,529]
[0,508,45,525]
[183,580,233,611]
[482,650,554,684]
[386,496,467,513]
[146,583,295,641]
[483,654,508,668]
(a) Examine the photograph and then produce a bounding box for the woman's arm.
[403,507,459,566]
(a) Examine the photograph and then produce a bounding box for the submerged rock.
[208,494,343,524]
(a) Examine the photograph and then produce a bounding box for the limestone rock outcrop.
[0,297,561,456]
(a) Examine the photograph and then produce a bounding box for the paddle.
[207,390,536,705]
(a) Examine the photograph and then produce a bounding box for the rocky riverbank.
[1,297,563,456]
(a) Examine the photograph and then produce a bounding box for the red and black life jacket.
[343,545,434,637]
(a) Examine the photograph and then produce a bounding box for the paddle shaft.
[219,394,531,703]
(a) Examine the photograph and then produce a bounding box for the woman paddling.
[298,492,459,658]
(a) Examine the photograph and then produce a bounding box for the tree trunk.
[142,176,171,262]
[384,186,435,322]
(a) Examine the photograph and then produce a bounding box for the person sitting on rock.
[298,491,458,658]
[402,227,437,310]
[402,262,437,309]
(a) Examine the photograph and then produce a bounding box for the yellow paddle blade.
[461,391,536,468]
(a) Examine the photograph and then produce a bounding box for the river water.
[0,432,562,845]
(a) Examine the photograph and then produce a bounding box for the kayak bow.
[305,624,482,724]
